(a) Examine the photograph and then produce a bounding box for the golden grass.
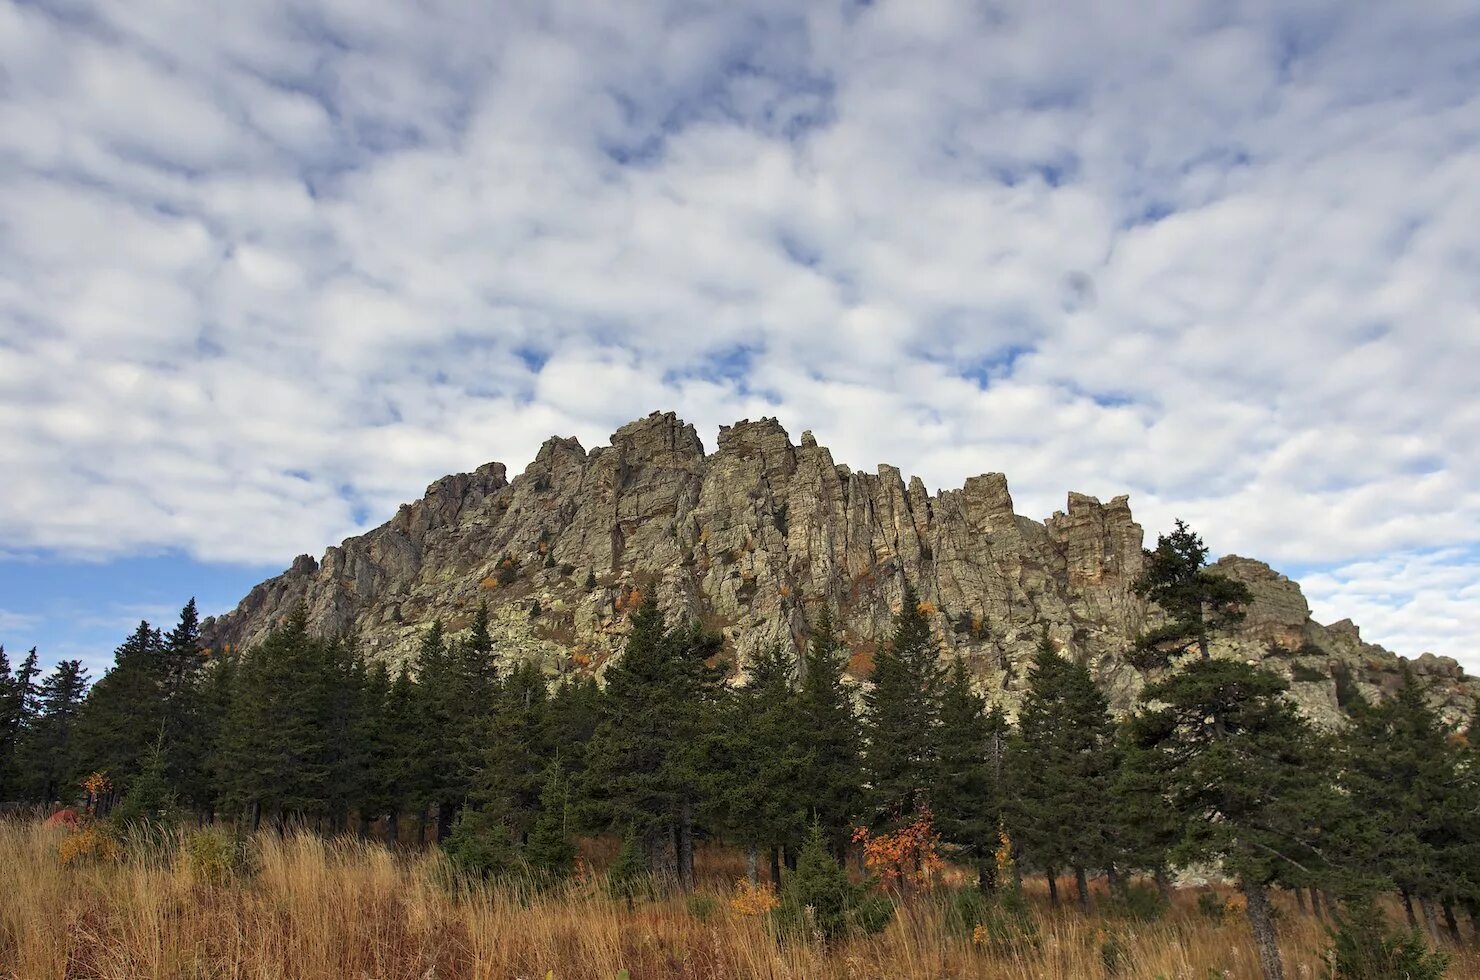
[2,821,1476,980]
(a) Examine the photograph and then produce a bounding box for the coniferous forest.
[2,522,1478,980]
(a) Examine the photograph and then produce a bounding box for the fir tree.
[710,642,806,882]
[1131,521,1252,669]
[525,762,578,879]
[1007,641,1117,910]
[475,658,549,841]
[864,582,945,828]
[1130,658,1330,980]
[22,659,90,803]
[583,595,724,890]
[934,656,1001,891]
[72,621,167,810]
[796,607,863,858]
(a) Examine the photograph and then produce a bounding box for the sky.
[1,0,1477,678]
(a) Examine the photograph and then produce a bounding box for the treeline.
[2,523,1478,980]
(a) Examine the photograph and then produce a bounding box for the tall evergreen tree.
[1007,641,1117,910]
[475,658,549,841]
[1129,659,1330,980]
[525,761,578,879]
[934,656,1001,892]
[73,621,167,808]
[1131,520,1252,669]
[22,659,90,803]
[710,642,806,882]
[217,606,336,828]
[0,647,22,799]
[864,582,945,828]
[583,594,724,890]
[1339,670,1471,939]
[796,607,863,857]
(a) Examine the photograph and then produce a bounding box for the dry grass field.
[1,821,1475,980]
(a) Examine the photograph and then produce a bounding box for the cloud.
[0,0,1476,668]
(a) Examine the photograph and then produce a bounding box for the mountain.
[202,411,1475,723]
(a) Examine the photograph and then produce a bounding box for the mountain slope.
[203,411,1475,723]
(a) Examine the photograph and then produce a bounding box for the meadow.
[3,820,1476,980]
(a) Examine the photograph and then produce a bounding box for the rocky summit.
[203,411,1475,724]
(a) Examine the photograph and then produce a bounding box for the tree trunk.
[1075,867,1092,913]
[1310,887,1325,920]
[1294,887,1307,915]
[356,811,371,839]
[978,862,997,894]
[386,809,399,848]
[248,800,261,834]
[436,802,457,843]
[770,846,783,889]
[1047,871,1059,907]
[746,845,758,885]
[1418,895,1441,944]
[677,801,695,893]
[1241,880,1285,980]
[1106,865,1125,898]
[1401,888,1418,929]
[1153,866,1172,903]
[1442,900,1461,943]
[414,808,428,849]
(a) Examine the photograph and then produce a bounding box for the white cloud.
[0,0,1476,668]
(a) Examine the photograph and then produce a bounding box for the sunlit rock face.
[204,412,1476,726]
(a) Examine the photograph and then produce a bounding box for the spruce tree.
[1339,670,1470,939]
[21,659,90,803]
[583,594,724,890]
[73,621,167,809]
[864,582,945,828]
[934,656,1000,891]
[525,761,578,879]
[796,606,863,857]
[0,647,22,798]
[1132,520,1252,669]
[475,657,549,841]
[1007,641,1116,910]
[710,642,806,881]
[1129,658,1329,980]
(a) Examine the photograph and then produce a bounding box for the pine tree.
[583,595,724,890]
[21,659,90,803]
[1007,641,1117,910]
[934,656,1000,891]
[0,647,21,798]
[796,607,863,858]
[1129,658,1330,980]
[475,657,549,841]
[72,621,167,810]
[525,762,578,879]
[1131,520,1252,669]
[217,606,335,828]
[864,582,945,828]
[1339,670,1471,939]
[710,642,806,881]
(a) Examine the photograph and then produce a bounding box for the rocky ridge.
[203,412,1476,725]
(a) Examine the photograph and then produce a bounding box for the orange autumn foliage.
[853,809,944,891]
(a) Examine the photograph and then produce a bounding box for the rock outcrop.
[203,412,1476,725]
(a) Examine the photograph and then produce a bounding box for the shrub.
[686,893,720,922]
[966,887,1040,955]
[607,834,650,907]
[58,823,121,867]
[442,808,518,881]
[771,825,893,944]
[1105,881,1168,921]
[730,878,780,916]
[1197,891,1229,922]
[108,749,180,842]
[1323,899,1448,979]
[182,826,251,885]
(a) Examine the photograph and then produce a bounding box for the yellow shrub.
[58,825,120,867]
[729,878,779,916]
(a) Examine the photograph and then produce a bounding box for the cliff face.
[203,412,1476,724]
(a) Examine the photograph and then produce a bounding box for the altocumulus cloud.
[0,0,1477,668]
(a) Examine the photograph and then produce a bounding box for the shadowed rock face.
[203,411,1476,724]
